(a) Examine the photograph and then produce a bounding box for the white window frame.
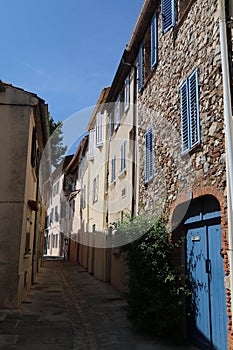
[93,175,99,203]
[114,95,121,130]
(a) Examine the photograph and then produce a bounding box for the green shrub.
[119,215,189,337]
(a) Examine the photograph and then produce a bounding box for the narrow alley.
[0,259,198,350]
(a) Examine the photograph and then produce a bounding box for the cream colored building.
[0,81,49,308]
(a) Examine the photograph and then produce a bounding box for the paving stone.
[0,260,198,349]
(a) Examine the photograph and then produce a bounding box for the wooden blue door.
[186,222,227,350]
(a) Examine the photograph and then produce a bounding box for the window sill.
[181,143,202,157]
[110,180,116,189]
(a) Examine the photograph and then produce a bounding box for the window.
[55,206,59,221]
[81,185,86,209]
[88,129,95,160]
[55,234,58,248]
[151,13,158,68]
[93,175,99,203]
[144,127,154,183]
[108,112,113,139]
[162,0,176,33]
[138,44,144,92]
[180,68,200,154]
[124,76,130,112]
[114,95,121,130]
[96,113,104,146]
[50,208,54,223]
[120,141,126,173]
[111,156,116,183]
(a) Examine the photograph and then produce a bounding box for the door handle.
[206,259,211,274]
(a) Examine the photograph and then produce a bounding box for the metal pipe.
[218,0,233,311]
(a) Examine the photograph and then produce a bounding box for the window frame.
[111,156,116,183]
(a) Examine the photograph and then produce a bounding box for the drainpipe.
[218,0,233,310]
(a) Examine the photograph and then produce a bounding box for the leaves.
[120,215,190,337]
[49,113,67,168]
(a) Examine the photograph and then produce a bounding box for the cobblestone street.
[0,259,198,350]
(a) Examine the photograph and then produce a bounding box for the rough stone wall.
[137,0,232,346]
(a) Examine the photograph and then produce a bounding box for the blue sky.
[1,0,143,122]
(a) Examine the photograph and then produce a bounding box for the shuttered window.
[138,44,144,92]
[88,129,95,160]
[111,156,116,183]
[96,112,104,146]
[114,95,121,130]
[124,76,130,112]
[151,13,158,68]
[144,127,154,183]
[180,68,200,154]
[120,141,126,173]
[162,0,175,33]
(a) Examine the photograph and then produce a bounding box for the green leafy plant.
[119,214,189,337]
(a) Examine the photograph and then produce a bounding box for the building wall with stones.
[136,0,232,347]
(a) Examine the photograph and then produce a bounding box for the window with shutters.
[93,175,99,203]
[111,156,116,183]
[108,112,113,139]
[124,76,130,112]
[81,185,86,209]
[96,113,104,146]
[114,95,121,130]
[144,127,154,183]
[162,0,176,33]
[138,11,158,92]
[88,129,95,160]
[180,68,200,154]
[151,13,158,68]
[120,141,126,174]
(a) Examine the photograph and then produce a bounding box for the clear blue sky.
[1,0,143,122]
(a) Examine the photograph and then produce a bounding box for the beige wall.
[0,85,47,308]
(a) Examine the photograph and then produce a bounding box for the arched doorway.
[183,195,228,350]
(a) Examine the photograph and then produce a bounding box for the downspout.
[218,0,233,311]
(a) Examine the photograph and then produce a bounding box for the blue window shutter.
[144,127,154,183]
[162,0,175,33]
[151,13,158,68]
[180,81,190,153]
[138,45,144,92]
[188,69,200,148]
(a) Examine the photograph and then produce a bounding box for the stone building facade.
[133,0,232,349]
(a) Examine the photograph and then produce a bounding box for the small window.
[144,127,154,183]
[180,68,200,154]
[162,0,176,33]
[55,206,59,221]
[151,13,158,68]
[96,113,104,146]
[120,141,126,173]
[124,76,130,112]
[111,156,116,183]
[88,129,95,160]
